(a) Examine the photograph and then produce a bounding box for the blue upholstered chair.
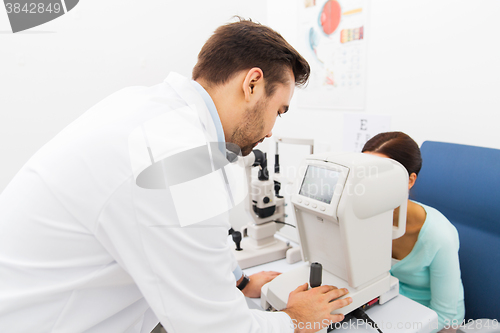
[409,141,500,321]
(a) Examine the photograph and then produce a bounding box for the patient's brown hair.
[362,132,423,176]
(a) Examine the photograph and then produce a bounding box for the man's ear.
[242,67,264,102]
[408,173,417,190]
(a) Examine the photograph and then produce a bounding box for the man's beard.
[230,99,267,156]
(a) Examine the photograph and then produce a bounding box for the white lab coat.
[0,73,293,333]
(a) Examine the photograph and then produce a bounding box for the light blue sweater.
[391,202,465,332]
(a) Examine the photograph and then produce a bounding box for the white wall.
[2,0,500,192]
[0,0,266,191]
[263,0,500,240]
[267,0,500,152]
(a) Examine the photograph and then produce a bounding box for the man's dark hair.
[362,131,423,176]
[192,18,310,96]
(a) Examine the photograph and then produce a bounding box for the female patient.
[362,132,465,333]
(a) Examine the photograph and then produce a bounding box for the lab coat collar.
[190,80,225,146]
[164,72,219,144]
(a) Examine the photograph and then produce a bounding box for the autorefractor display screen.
[299,165,340,204]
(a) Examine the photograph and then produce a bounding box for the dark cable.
[272,220,296,228]
[351,308,383,333]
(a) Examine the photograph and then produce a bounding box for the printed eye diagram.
[3,0,79,33]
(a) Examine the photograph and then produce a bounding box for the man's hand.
[240,271,281,298]
[282,283,352,333]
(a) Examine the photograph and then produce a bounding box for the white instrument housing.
[262,152,409,315]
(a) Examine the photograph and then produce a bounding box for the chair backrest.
[410,141,500,321]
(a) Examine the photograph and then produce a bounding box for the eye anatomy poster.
[298,0,369,110]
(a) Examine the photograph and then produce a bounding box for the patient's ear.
[408,173,417,190]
